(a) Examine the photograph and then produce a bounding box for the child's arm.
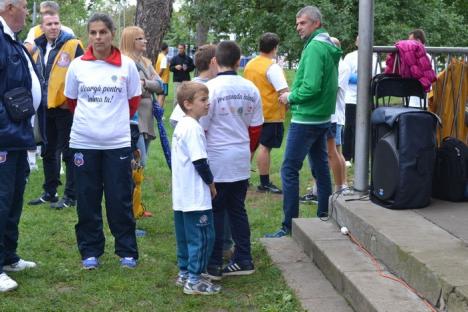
[193,158,217,199]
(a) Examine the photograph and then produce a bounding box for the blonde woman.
[120,26,163,167]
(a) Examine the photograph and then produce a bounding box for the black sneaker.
[257,183,282,194]
[203,265,222,281]
[50,197,76,209]
[222,261,255,276]
[299,193,318,204]
[28,192,59,205]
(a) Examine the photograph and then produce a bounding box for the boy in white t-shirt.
[172,81,220,295]
[200,41,263,279]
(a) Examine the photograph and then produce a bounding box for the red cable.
[347,232,438,312]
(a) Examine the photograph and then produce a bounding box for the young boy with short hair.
[170,44,217,127]
[172,81,220,295]
[200,41,263,279]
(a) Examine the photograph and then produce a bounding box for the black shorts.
[260,122,284,148]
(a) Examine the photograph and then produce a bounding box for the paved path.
[414,199,468,244]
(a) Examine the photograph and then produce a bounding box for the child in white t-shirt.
[171,81,220,295]
[200,41,263,279]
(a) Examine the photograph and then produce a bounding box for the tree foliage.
[166,0,467,64]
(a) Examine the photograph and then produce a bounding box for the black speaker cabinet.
[370,107,439,209]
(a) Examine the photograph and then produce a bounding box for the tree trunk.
[196,21,209,48]
[135,0,173,64]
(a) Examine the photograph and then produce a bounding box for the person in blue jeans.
[266,5,342,238]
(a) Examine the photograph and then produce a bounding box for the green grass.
[0,70,324,311]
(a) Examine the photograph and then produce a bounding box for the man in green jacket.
[265,5,342,238]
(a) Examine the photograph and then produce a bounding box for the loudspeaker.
[370,107,439,209]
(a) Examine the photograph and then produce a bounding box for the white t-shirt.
[44,42,53,66]
[200,74,263,182]
[160,54,168,69]
[169,76,210,127]
[343,50,380,104]
[266,63,289,91]
[64,54,142,149]
[332,59,350,125]
[171,116,211,212]
[24,25,75,45]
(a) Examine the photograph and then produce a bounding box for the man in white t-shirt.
[23,1,75,54]
[342,36,380,163]
[244,32,289,194]
[200,41,263,279]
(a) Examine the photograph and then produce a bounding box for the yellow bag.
[131,149,147,219]
[132,166,145,219]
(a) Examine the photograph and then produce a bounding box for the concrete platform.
[260,237,353,312]
[331,194,468,312]
[292,218,429,312]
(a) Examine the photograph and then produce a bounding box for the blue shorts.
[327,123,344,145]
[162,83,169,96]
[335,124,343,146]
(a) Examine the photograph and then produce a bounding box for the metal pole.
[354,0,374,192]
[32,1,37,25]
[122,0,126,28]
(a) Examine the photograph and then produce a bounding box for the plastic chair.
[371,74,426,110]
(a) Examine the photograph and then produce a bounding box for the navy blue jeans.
[0,150,29,273]
[73,148,138,260]
[174,210,214,278]
[281,122,332,231]
[42,108,75,199]
[209,180,251,266]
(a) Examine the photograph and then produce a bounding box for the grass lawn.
[0,70,326,311]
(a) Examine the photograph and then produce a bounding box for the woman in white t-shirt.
[120,26,163,168]
[64,13,142,270]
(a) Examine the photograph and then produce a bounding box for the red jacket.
[385,40,436,92]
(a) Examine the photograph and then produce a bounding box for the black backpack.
[432,137,468,202]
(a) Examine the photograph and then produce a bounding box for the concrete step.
[292,218,430,312]
[331,195,468,312]
[260,236,354,312]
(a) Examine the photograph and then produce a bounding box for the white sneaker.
[3,259,37,272]
[0,273,18,292]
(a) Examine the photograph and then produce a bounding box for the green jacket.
[288,28,342,124]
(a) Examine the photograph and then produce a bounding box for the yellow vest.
[33,39,83,108]
[33,25,43,38]
[155,52,170,83]
[244,55,285,122]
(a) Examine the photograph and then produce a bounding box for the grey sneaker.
[175,274,188,287]
[299,193,318,204]
[50,197,76,209]
[183,279,221,295]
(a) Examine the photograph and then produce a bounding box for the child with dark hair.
[172,81,220,295]
[170,44,217,127]
[200,41,264,279]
